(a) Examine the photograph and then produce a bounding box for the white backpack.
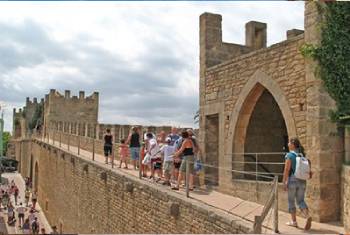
[292,151,311,180]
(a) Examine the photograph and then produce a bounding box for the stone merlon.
[245,21,267,50]
[65,90,71,99]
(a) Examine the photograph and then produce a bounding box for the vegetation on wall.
[2,132,10,155]
[300,2,350,123]
[29,104,43,130]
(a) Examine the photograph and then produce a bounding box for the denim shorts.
[130,147,140,160]
[287,175,308,213]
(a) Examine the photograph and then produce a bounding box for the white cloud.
[0,1,304,132]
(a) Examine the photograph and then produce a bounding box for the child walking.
[119,139,129,169]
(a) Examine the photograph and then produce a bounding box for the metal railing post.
[78,135,80,155]
[92,138,95,161]
[186,158,190,198]
[273,175,279,233]
[68,134,70,151]
[53,131,55,145]
[139,150,142,179]
[255,153,258,181]
[111,144,115,168]
[59,131,62,147]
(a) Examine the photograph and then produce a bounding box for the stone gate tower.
[199,2,344,222]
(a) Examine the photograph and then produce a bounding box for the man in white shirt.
[160,137,176,186]
[145,133,161,180]
[16,202,26,227]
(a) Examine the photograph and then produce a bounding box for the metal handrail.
[245,154,274,178]
[228,152,286,155]
[41,129,281,233]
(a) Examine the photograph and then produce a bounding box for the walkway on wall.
[41,137,344,234]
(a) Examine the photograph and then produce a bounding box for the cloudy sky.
[0,1,304,132]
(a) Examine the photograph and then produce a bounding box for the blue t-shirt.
[168,134,180,146]
[285,151,297,176]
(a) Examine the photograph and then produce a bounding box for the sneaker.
[304,217,312,230]
[286,221,298,227]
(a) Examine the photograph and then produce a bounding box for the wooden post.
[253,215,262,234]
[273,175,279,233]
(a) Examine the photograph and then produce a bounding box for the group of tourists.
[103,127,202,190]
[103,126,313,230]
[0,177,58,234]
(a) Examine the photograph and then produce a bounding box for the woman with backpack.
[283,137,312,230]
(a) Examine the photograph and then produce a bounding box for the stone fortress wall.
[14,139,253,234]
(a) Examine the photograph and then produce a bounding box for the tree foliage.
[2,132,11,156]
[29,104,43,130]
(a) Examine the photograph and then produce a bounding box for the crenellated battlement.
[199,12,304,75]
[46,89,99,103]
[42,89,99,137]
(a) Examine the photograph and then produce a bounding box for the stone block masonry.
[199,2,345,223]
[23,139,253,234]
[342,165,350,233]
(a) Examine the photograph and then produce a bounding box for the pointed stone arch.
[227,70,297,158]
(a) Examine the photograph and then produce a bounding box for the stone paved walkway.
[0,172,52,234]
[44,137,345,234]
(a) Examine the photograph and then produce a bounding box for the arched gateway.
[227,70,297,180]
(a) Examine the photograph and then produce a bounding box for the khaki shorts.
[180,155,194,174]
[163,161,173,174]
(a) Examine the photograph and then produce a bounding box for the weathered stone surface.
[18,140,252,234]
[199,2,344,223]
[342,166,350,232]
[169,202,180,218]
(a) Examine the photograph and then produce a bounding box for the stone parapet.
[22,139,253,234]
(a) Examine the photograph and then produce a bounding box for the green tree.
[2,132,11,156]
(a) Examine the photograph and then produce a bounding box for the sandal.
[286,221,298,227]
[304,217,312,230]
